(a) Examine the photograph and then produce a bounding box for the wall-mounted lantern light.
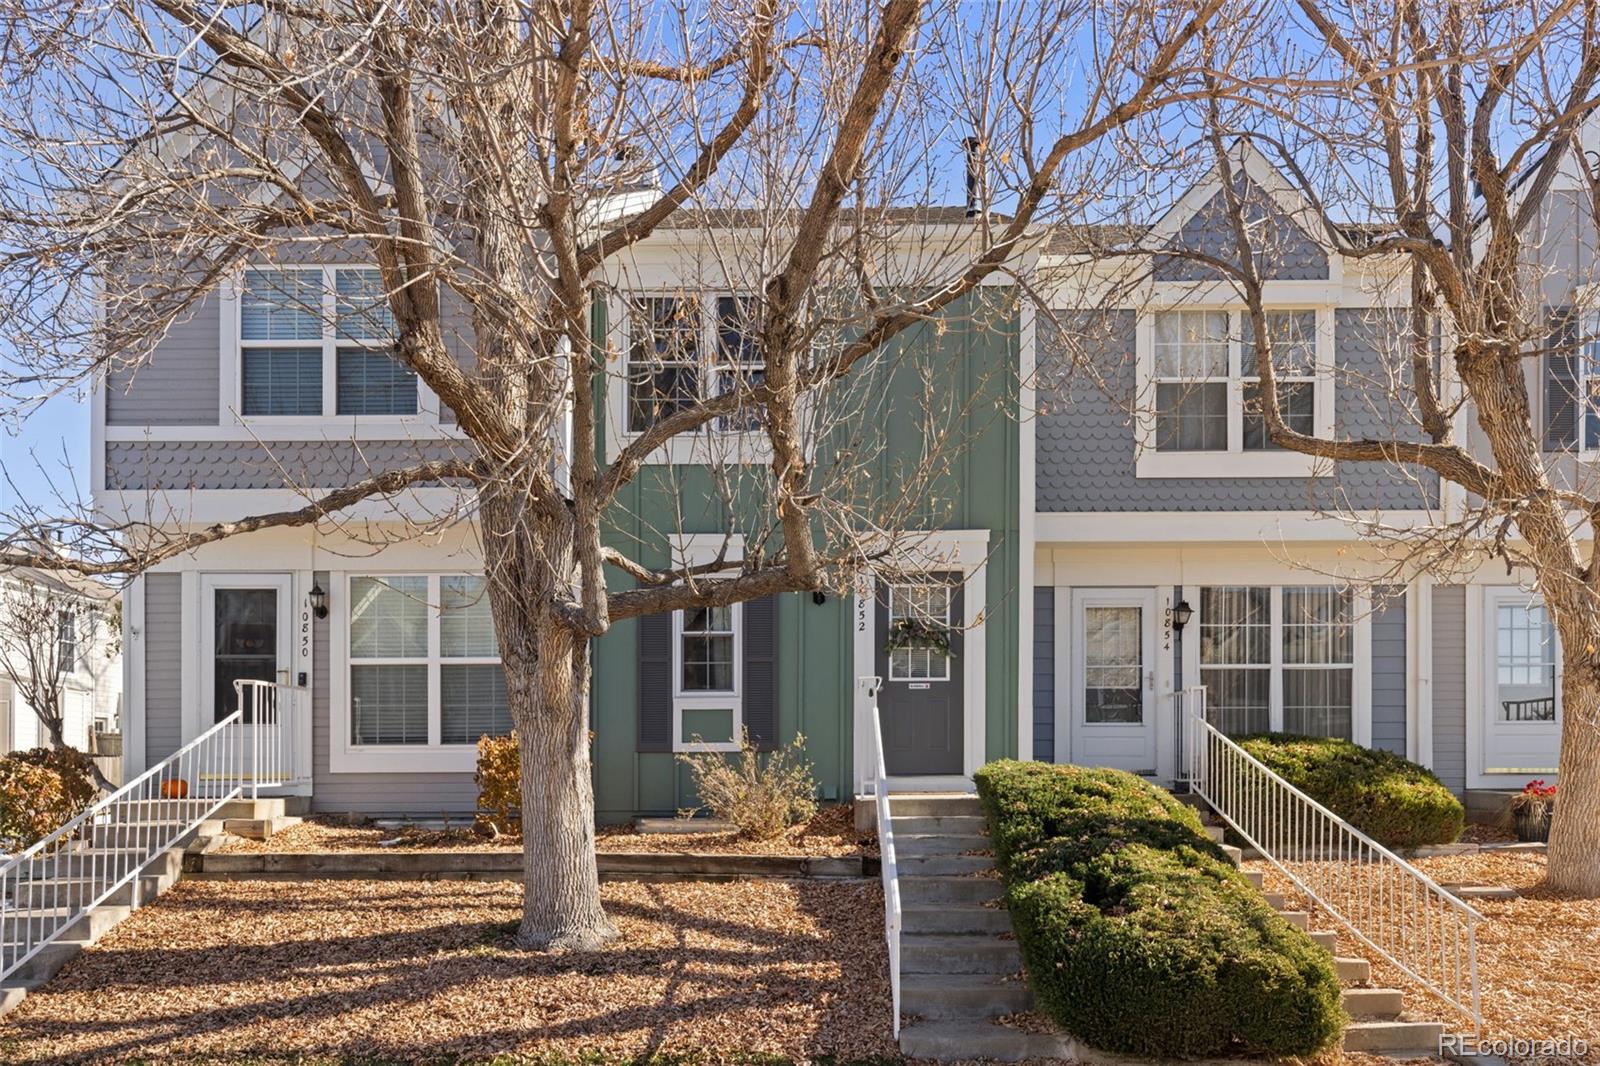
[812,590,828,606]
[309,582,329,620]
[1171,599,1193,633]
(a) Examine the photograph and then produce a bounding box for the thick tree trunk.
[1548,669,1600,894]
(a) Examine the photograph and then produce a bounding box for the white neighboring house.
[0,567,124,756]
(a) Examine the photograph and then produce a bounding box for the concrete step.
[893,834,990,857]
[889,815,988,836]
[1276,910,1310,930]
[1342,1020,1446,1054]
[1342,987,1404,1019]
[889,794,981,818]
[89,821,192,849]
[897,854,995,876]
[901,904,1015,935]
[1219,843,1243,865]
[900,973,1032,1020]
[1261,890,1287,910]
[1242,868,1264,889]
[0,903,131,946]
[1310,929,1337,951]
[899,875,1004,906]
[1202,824,1226,843]
[901,934,1021,976]
[15,869,173,910]
[1334,956,1371,984]
[21,847,182,881]
[899,1018,1072,1062]
[0,981,30,1019]
[0,939,81,985]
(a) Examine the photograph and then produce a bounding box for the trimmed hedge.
[1236,734,1464,849]
[975,760,1344,1059]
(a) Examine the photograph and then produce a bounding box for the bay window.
[347,574,509,748]
[1197,584,1355,739]
[239,267,418,419]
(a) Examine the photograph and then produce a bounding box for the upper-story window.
[239,267,417,418]
[626,295,764,434]
[1138,307,1330,478]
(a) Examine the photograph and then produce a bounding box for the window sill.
[1134,450,1324,480]
[328,744,482,775]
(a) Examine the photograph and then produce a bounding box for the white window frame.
[671,598,744,753]
[330,571,506,773]
[1135,305,1335,479]
[1182,582,1371,744]
[226,265,440,432]
[1575,309,1600,452]
[1465,585,1564,787]
[886,582,954,683]
[606,291,773,465]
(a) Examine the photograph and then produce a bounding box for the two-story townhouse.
[97,215,1029,819]
[1024,141,1597,817]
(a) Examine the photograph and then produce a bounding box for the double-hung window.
[626,294,764,435]
[1141,307,1328,476]
[1196,584,1355,739]
[673,597,742,750]
[347,574,509,748]
[239,267,418,419]
[55,610,78,674]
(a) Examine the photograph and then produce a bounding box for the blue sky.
[1,392,89,515]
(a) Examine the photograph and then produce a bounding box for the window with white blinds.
[239,266,418,418]
[347,574,509,747]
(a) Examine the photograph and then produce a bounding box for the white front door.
[1071,589,1159,775]
[1477,587,1562,786]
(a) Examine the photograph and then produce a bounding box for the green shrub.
[975,760,1344,1059]
[1236,734,1464,849]
[0,746,98,851]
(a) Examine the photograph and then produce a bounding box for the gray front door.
[875,577,964,775]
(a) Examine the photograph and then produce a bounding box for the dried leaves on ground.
[1247,851,1600,1065]
[0,878,895,1065]
[220,805,871,859]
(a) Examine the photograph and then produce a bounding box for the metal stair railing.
[1180,685,1482,1030]
[1,707,250,982]
[861,675,901,1040]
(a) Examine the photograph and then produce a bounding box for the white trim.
[1067,587,1163,777]
[850,529,991,788]
[1017,299,1037,762]
[179,570,198,745]
[191,572,295,744]
[1409,575,1434,764]
[1034,509,1438,543]
[123,576,146,777]
[1133,306,1337,480]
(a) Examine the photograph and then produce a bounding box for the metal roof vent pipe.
[963,136,987,218]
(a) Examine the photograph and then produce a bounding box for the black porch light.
[1171,599,1194,633]
[309,582,329,620]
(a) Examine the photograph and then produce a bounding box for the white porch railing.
[1,679,305,983]
[861,676,901,1040]
[1179,685,1482,1029]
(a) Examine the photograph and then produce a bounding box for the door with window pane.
[203,579,291,724]
[1482,588,1562,781]
[874,577,964,775]
[1072,589,1158,775]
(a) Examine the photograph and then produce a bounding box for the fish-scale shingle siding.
[104,439,469,491]
[1034,308,1438,512]
[1154,180,1329,281]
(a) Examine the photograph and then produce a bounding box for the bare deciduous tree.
[0,0,1224,947]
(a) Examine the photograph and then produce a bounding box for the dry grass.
[0,878,896,1065]
[1246,850,1600,1065]
[219,807,871,860]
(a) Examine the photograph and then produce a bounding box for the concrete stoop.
[892,792,1447,1062]
[0,795,295,1020]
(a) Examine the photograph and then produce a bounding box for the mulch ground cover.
[0,878,895,1065]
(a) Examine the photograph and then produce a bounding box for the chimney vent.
[963,136,986,218]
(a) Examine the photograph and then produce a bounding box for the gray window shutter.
[742,596,779,750]
[636,613,673,752]
[1545,306,1579,450]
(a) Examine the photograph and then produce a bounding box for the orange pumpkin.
[160,778,190,799]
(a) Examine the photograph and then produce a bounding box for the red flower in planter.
[1520,779,1558,800]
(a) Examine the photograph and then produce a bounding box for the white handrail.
[862,675,900,1040]
[235,679,302,797]
[0,709,247,981]
[1180,685,1482,1029]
